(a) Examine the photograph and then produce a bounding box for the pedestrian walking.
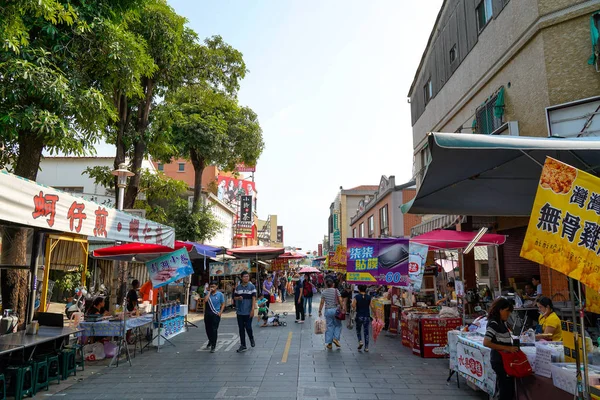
[279,274,287,303]
[294,276,305,323]
[351,284,374,352]
[204,281,225,353]
[303,275,314,317]
[319,279,344,349]
[233,271,257,352]
[263,275,274,309]
[483,297,518,400]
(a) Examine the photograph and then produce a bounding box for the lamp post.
[110,163,135,366]
[111,163,135,212]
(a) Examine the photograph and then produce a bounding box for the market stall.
[209,259,252,305]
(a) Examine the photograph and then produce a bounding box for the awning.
[0,170,175,247]
[410,215,465,236]
[411,229,506,250]
[406,132,600,216]
[227,246,285,261]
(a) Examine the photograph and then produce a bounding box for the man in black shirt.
[127,280,140,312]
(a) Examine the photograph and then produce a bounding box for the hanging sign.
[146,248,193,288]
[0,170,175,247]
[346,238,410,286]
[456,341,485,385]
[408,242,429,291]
[521,157,600,291]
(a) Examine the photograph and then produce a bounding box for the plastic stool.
[44,355,61,385]
[59,348,76,380]
[66,344,84,371]
[5,365,33,399]
[0,373,6,400]
[28,358,49,394]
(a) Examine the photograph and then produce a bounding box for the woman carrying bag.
[483,297,519,400]
[319,279,344,350]
[351,284,374,352]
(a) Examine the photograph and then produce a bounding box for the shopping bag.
[372,318,384,342]
[347,309,356,329]
[500,350,533,377]
[270,294,276,304]
[314,318,325,335]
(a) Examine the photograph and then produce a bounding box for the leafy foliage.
[54,264,91,293]
[169,202,224,243]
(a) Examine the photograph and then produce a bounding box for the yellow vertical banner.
[521,157,600,291]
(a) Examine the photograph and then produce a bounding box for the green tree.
[156,85,264,212]
[0,0,149,325]
[85,166,222,241]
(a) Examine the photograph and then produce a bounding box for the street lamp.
[111,163,134,211]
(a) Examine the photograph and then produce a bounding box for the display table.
[78,314,153,337]
[448,331,573,399]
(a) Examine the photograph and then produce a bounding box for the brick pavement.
[52,295,487,400]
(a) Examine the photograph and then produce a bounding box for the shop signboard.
[456,341,485,385]
[210,262,227,276]
[277,226,284,243]
[146,248,193,288]
[209,259,251,276]
[235,163,256,172]
[408,242,429,291]
[521,157,600,291]
[318,243,323,257]
[0,170,175,247]
[346,238,410,286]
[217,176,256,208]
[240,195,252,222]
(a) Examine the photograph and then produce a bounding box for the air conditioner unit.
[490,121,519,136]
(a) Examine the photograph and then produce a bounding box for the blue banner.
[408,242,429,291]
[146,248,194,288]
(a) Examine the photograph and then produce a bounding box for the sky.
[168,0,444,252]
[95,0,443,252]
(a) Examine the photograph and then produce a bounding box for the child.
[257,293,268,323]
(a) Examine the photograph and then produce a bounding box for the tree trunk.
[1,133,44,327]
[190,148,205,213]
[124,78,154,209]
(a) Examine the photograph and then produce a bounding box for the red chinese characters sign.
[456,341,485,384]
[1,171,175,247]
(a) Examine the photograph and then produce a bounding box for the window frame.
[480,262,490,278]
[476,0,493,33]
[449,44,457,64]
[423,78,432,104]
[157,163,164,172]
[379,205,389,236]
[475,89,503,134]
[353,228,357,238]
[359,223,365,238]
[368,215,374,238]
[178,163,185,172]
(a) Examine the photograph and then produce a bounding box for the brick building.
[406,0,600,296]
[349,176,421,239]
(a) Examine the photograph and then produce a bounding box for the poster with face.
[216,176,256,209]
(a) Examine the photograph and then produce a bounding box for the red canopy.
[93,240,192,262]
[277,252,305,260]
[227,246,285,261]
[411,230,506,249]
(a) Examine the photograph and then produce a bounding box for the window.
[178,163,185,172]
[368,216,374,238]
[449,44,457,63]
[423,78,432,104]
[353,228,357,238]
[379,205,389,236]
[157,163,164,172]
[359,223,365,238]
[480,263,489,277]
[475,90,503,134]
[476,0,493,33]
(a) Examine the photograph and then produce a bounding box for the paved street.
[54,296,486,400]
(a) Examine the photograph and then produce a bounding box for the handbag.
[499,350,533,378]
[334,290,346,320]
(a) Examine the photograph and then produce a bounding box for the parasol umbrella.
[92,240,223,262]
[298,266,320,274]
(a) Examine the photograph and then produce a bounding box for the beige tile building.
[409,0,600,185]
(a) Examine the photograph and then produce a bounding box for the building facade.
[410,0,600,185]
[408,0,600,295]
[349,176,421,239]
[328,185,378,250]
[201,192,235,249]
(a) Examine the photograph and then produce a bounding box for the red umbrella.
[277,252,306,260]
[227,246,285,260]
[411,230,506,249]
[92,241,192,262]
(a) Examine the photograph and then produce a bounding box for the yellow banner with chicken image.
[521,158,600,291]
